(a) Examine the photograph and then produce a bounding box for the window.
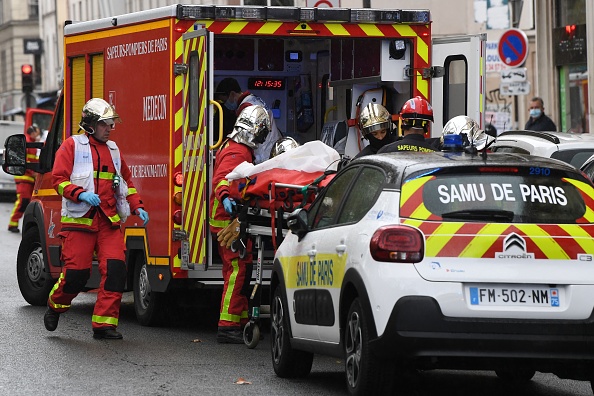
[308,167,357,229]
[188,51,199,131]
[337,167,385,225]
[29,0,38,19]
[443,56,467,125]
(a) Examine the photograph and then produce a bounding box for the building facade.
[2,0,592,135]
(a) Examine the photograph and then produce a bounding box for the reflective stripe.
[209,195,230,228]
[92,315,119,327]
[219,310,249,322]
[48,273,71,309]
[14,175,35,183]
[61,216,93,226]
[108,213,121,222]
[219,257,243,325]
[58,181,72,195]
[216,179,230,189]
[128,187,137,195]
[94,170,115,180]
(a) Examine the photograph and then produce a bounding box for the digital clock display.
[248,77,285,90]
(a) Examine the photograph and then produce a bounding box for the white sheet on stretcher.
[225,141,340,181]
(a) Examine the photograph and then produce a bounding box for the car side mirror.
[2,134,27,176]
[287,208,309,239]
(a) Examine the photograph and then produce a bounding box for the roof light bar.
[315,7,350,22]
[299,8,316,22]
[178,5,215,20]
[351,9,401,23]
[401,10,430,23]
[267,7,300,21]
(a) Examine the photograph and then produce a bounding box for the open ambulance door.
[181,28,213,271]
[431,33,486,137]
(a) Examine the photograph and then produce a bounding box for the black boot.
[44,307,60,331]
[93,327,123,340]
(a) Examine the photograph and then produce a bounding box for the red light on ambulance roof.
[478,167,518,173]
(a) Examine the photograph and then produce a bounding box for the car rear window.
[400,167,594,224]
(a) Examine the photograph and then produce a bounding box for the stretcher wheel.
[243,322,260,349]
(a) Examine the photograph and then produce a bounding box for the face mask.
[529,108,542,118]
[224,98,238,111]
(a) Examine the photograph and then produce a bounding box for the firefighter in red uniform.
[7,124,41,233]
[378,96,436,154]
[44,98,149,340]
[209,105,270,343]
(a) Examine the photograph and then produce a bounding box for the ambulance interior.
[212,35,414,158]
[209,35,414,265]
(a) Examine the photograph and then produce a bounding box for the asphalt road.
[0,200,592,396]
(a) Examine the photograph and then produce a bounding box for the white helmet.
[441,115,494,150]
[79,98,121,134]
[270,137,299,159]
[228,105,271,149]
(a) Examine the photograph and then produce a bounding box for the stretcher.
[224,174,332,348]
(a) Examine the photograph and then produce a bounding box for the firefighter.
[8,124,41,233]
[215,77,282,164]
[440,115,494,151]
[44,98,149,340]
[353,103,397,159]
[269,136,300,159]
[378,96,435,154]
[209,105,270,343]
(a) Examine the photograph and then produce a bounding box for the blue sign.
[498,28,528,67]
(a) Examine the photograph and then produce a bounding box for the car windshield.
[401,167,592,224]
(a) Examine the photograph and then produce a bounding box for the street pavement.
[0,200,592,396]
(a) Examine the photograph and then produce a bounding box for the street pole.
[509,0,523,129]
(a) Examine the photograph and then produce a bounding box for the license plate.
[467,285,560,307]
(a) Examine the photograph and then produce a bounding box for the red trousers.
[48,214,126,330]
[217,238,253,328]
[8,182,34,228]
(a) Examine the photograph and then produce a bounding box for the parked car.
[490,130,594,168]
[270,149,594,395]
[0,120,24,199]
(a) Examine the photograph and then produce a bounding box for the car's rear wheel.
[17,227,54,305]
[495,368,535,382]
[270,287,313,378]
[345,298,394,396]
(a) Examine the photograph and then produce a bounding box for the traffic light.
[21,64,34,93]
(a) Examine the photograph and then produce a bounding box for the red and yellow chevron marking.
[198,19,431,102]
[175,24,208,270]
[400,175,594,259]
[402,219,594,260]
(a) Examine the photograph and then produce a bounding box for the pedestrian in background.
[44,98,149,340]
[525,97,557,131]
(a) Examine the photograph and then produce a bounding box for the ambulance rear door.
[181,28,213,271]
[431,34,486,136]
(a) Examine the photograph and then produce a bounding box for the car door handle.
[307,249,316,258]
[336,244,346,254]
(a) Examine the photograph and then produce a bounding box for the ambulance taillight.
[370,225,424,263]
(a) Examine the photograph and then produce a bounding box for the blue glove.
[79,191,100,206]
[222,197,236,215]
[136,208,149,226]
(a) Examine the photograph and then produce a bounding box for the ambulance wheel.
[243,322,260,349]
[271,287,313,378]
[345,298,395,396]
[133,255,166,326]
[17,227,54,306]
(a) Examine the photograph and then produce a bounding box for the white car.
[490,130,594,168]
[270,150,594,395]
[0,120,24,199]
